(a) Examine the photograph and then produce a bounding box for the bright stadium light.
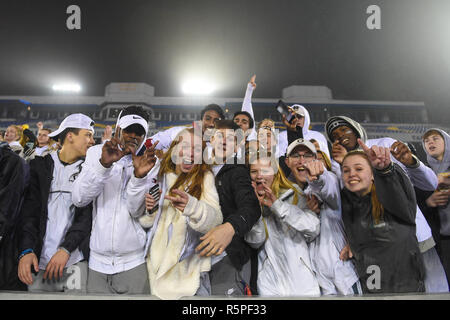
[182,79,215,96]
[52,83,81,93]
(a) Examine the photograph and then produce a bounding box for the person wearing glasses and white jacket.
[72,106,158,294]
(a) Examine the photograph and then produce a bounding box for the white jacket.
[305,169,359,295]
[245,186,321,296]
[72,144,147,274]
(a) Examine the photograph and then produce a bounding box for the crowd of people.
[0,76,449,299]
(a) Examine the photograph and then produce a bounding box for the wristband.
[18,248,34,261]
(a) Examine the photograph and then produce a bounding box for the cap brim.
[48,127,65,138]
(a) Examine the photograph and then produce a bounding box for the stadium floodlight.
[182,79,215,96]
[52,83,81,93]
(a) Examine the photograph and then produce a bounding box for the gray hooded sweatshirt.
[422,128,450,236]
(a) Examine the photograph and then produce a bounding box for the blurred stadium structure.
[1,82,448,161]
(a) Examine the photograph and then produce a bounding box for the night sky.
[1,0,450,123]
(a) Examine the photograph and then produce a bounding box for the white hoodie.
[245,186,321,296]
[72,144,147,274]
[278,105,330,158]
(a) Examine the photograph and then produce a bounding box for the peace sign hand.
[132,140,159,178]
[165,189,190,212]
[358,139,391,171]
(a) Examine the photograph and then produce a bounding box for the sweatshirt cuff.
[270,199,285,218]
[93,158,113,176]
[129,173,149,188]
[182,194,197,217]
[405,154,420,169]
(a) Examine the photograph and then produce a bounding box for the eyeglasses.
[289,152,314,160]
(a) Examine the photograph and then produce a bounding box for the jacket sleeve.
[404,156,438,192]
[241,83,257,141]
[244,216,266,249]
[18,159,42,252]
[308,169,341,211]
[374,163,417,224]
[223,166,262,237]
[60,203,93,253]
[183,173,223,234]
[150,126,185,151]
[126,160,160,218]
[270,198,321,242]
[0,153,25,241]
[72,145,113,208]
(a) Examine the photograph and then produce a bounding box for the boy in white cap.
[72,105,159,295]
[18,113,95,293]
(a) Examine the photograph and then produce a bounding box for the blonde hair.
[8,125,23,142]
[251,156,299,205]
[158,128,210,200]
[343,150,384,225]
[258,118,275,130]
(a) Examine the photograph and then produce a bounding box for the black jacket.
[18,153,92,262]
[341,163,425,294]
[0,143,28,290]
[215,162,261,270]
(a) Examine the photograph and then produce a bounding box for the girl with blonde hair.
[126,128,223,299]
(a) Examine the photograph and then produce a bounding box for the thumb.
[33,256,39,273]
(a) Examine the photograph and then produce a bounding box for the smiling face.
[331,125,358,151]
[342,154,374,197]
[424,133,445,161]
[210,128,236,162]
[174,131,202,174]
[250,158,276,196]
[284,145,316,185]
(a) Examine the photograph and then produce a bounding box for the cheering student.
[340,139,425,293]
[72,106,158,295]
[422,128,450,285]
[126,128,222,299]
[150,104,225,152]
[195,120,261,296]
[244,152,321,296]
[325,115,448,293]
[18,114,95,293]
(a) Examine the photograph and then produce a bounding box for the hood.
[295,105,311,136]
[324,116,368,148]
[422,128,450,174]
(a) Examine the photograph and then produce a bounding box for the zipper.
[111,165,125,266]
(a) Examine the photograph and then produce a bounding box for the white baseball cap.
[286,138,317,157]
[290,104,306,117]
[49,113,95,138]
[117,114,148,137]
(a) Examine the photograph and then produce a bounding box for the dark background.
[1,0,449,124]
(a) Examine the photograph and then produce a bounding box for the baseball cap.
[117,114,148,137]
[290,104,305,117]
[286,138,317,157]
[49,113,95,138]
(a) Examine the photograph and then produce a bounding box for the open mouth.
[348,180,360,185]
[340,138,350,145]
